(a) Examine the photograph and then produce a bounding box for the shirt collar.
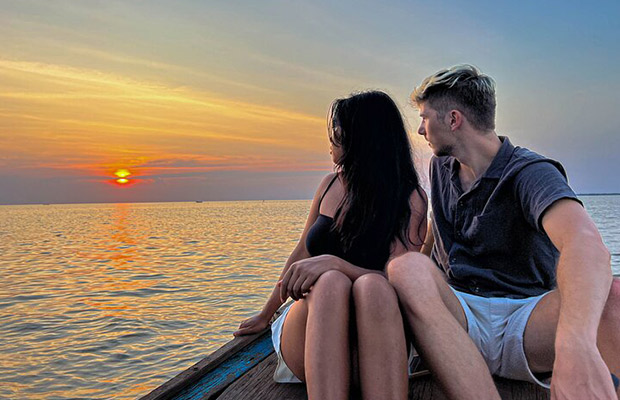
[482,136,514,179]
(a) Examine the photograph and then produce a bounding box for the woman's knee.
[352,273,400,320]
[317,269,352,288]
[352,273,397,306]
[306,270,352,303]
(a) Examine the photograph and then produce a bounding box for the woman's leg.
[352,273,408,400]
[280,269,352,400]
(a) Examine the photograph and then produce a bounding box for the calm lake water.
[0,196,618,400]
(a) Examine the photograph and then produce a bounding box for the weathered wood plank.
[409,376,444,399]
[495,377,550,400]
[218,353,306,400]
[218,353,550,400]
[409,376,549,400]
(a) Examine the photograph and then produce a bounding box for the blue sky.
[1,0,619,204]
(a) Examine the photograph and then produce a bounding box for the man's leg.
[524,278,620,397]
[387,252,501,400]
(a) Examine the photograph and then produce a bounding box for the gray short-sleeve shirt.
[430,137,581,298]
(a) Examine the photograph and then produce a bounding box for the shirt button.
[473,286,480,293]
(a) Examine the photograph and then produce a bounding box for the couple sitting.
[235,65,620,400]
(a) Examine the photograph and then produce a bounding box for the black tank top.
[305,175,387,271]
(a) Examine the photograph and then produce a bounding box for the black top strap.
[317,174,339,212]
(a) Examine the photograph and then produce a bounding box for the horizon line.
[1,192,619,207]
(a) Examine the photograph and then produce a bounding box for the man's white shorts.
[451,287,552,388]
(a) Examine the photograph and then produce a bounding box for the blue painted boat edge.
[138,330,272,400]
[139,304,292,400]
[174,333,275,400]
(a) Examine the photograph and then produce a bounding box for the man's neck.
[453,132,501,190]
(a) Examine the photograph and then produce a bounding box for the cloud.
[0,57,330,184]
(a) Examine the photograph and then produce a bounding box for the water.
[0,196,618,400]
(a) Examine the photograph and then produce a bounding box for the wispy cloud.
[0,63,333,195]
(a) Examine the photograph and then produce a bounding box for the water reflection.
[0,197,616,400]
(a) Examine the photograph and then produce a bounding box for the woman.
[234,91,427,400]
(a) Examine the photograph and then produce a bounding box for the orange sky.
[1,1,619,204]
[0,58,328,176]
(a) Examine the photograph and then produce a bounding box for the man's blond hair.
[412,64,496,131]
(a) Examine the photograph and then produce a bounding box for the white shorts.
[451,287,552,388]
[271,304,303,383]
[271,303,423,383]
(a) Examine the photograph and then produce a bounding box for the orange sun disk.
[114,169,131,178]
[112,169,132,185]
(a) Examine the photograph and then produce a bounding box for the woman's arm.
[233,173,336,336]
[279,253,383,301]
[280,187,429,301]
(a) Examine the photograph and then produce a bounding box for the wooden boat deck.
[139,326,550,400]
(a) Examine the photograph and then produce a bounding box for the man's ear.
[449,110,463,131]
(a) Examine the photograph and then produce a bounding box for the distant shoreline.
[1,193,619,206]
[0,199,314,207]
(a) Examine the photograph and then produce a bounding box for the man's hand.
[279,254,338,301]
[233,313,270,336]
[551,340,616,400]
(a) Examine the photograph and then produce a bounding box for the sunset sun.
[114,169,132,185]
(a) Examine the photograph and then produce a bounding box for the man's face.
[417,102,453,157]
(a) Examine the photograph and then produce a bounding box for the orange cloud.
[0,58,331,184]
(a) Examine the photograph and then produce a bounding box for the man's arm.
[541,198,614,398]
[543,199,611,345]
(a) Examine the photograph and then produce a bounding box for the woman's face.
[329,125,344,164]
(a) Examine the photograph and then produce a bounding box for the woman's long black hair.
[328,91,424,268]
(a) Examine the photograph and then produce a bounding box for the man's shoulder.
[509,145,548,165]
[503,145,567,180]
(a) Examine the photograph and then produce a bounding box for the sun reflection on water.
[0,200,309,400]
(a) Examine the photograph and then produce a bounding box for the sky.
[1,0,619,205]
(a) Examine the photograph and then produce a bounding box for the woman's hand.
[233,313,270,336]
[279,254,340,301]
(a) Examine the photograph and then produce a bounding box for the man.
[387,64,620,399]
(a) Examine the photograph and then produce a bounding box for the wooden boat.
[138,307,550,400]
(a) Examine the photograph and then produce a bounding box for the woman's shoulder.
[314,172,339,196]
[307,172,340,215]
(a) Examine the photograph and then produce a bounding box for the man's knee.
[386,252,437,290]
